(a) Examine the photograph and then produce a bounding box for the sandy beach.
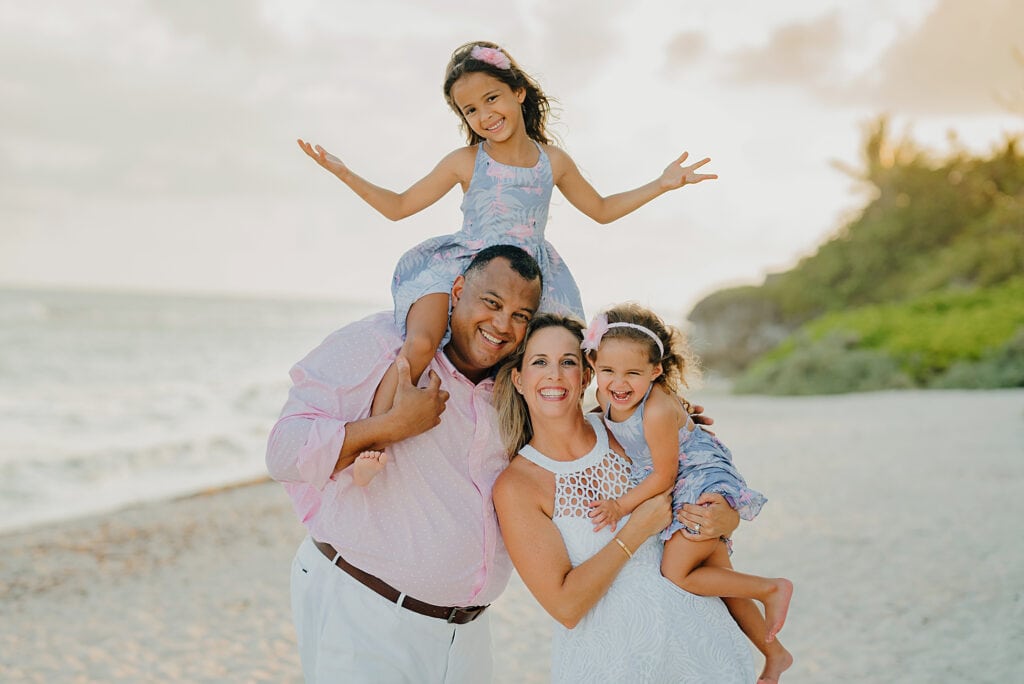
[2,389,1022,683]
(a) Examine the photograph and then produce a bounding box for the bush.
[802,279,1024,383]
[734,331,914,395]
[930,328,1024,388]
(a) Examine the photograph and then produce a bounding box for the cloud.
[724,12,844,86]
[663,31,709,74]
[848,0,1024,114]
[0,1,463,202]
[144,0,283,55]
[528,0,629,90]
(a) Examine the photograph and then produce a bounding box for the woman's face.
[512,325,589,421]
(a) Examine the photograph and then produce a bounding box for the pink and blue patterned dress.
[391,142,585,336]
[603,387,767,542]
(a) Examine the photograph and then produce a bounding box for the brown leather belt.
[313,540,488,625]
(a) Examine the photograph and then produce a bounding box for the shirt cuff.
[295,416,348,491]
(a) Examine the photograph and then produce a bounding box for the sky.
[1,0,1021,319]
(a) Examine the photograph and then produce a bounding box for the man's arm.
[265,317,447,490]
[329,358,448,473]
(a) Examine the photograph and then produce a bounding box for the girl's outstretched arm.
[297,140,471,221]
[549,147,716,225]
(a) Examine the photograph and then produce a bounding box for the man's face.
[446,258,542,383]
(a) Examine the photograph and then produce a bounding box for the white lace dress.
[517,414,755,683]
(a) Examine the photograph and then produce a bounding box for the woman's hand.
[677,492,739,541]
[659,152,717,191]
[622,493,672,539]
[297,138,350,181]
[587,498,624,532]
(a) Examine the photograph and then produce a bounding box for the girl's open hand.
[297,139,349,179]
[659,152,717,190]
[587,498,624,532]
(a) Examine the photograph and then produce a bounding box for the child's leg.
[700,544,792,680]
[352,450,387,486]
[662,533,793,642]
[724,597,793,683]
[370,293,450,417]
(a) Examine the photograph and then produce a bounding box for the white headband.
[581,315,664,357]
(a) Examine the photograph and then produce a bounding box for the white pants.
[290,537,494,683]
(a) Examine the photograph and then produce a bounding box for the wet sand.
[2,389,1022,682]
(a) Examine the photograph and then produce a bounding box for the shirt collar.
[437,349,496,391]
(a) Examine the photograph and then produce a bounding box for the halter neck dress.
[516,413,754,683]
[391,141,585,337]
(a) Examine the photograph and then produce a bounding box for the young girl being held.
[583,303,794,684]
[297,42,717,487]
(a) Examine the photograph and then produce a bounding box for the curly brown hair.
[585,303,701,394]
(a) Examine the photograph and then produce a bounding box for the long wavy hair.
[442,41,554,146]
[494,313,586,458]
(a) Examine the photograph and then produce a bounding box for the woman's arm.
[549,147,716,225]
[297,140,469,220]
[494,464,671,629]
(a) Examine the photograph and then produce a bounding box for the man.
[267,245,542,682]
[266,245,733,682]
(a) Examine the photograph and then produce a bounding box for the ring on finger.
[694,522,702,534]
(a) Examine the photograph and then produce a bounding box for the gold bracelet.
[613,537,633,560]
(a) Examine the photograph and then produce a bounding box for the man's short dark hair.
[464,244,543,287]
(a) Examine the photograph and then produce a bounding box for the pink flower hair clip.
[470,45,512,70]
[581,314,609,352]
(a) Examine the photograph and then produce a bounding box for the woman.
[492,314,755,682]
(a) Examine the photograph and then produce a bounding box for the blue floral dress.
[603,387,767,541]
[391,142,585,336]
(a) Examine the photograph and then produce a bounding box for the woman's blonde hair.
[494,313,586,458]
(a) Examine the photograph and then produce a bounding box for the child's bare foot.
[352,450,387,486]
[764,578,793,642]
[757,640,793,683]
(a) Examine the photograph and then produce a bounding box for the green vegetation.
[734,280,1024,394]
[689,118,1024,393]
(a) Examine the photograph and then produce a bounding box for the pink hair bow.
[470,45,512,70]
[581,314,609,352]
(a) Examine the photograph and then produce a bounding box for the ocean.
[0,286,384,533]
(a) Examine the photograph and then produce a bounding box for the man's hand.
[388,357,449,442]
[686,401,715,435]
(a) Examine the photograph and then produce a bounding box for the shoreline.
[3,389,1022,682]
[0,476,553,682]
[3,386,1018,538]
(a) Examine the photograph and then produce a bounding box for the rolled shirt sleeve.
[265,312,398,490]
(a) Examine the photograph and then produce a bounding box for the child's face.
[592,338,662,414]
[449,71,526,144]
